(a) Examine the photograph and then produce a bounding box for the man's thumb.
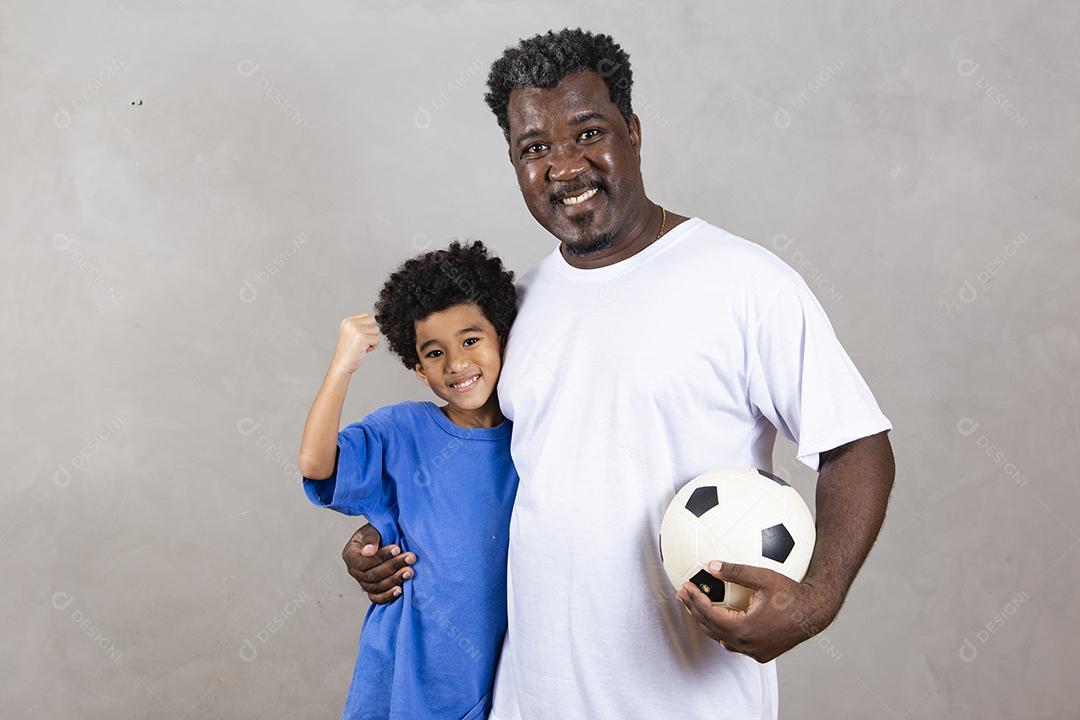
[359,523,382,555]
[708,561,767,589]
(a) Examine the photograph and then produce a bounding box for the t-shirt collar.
[422,401,512,440]
[551,216,703,281]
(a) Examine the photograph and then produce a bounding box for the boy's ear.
[413,362,430,387]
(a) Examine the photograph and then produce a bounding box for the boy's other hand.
[342,523,415,604]
[331,314,381,375]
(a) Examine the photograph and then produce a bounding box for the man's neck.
[560,203,690,270]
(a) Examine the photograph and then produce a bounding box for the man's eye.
[523,143,546,156]
[579,128,601,141]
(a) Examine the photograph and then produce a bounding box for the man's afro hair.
[374,240,518,369]
[484,28,634,142]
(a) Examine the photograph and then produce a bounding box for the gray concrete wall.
[2,0,1077,717]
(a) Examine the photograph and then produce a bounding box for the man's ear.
[413,362,430,387]
[628,113,642,159]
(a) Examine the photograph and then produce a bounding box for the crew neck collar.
[551,216,703,281]
[421,401,511,440]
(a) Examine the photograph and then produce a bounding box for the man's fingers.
[678,586,735,650]
[341,525,420,601]
[345,543,416,583]
[367,586,404,605]
[371,544,403,563]
[679,583,712,626]
[682,581,743,635]
[362,564,415,594]
[342,537,379,572]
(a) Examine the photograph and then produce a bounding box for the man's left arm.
[677,430,895,663]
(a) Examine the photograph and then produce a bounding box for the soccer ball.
[659,467,816,610]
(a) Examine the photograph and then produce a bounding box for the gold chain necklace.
[656,205,667,240]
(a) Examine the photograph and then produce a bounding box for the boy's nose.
[446,353,470,374]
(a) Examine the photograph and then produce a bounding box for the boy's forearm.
[298,366,355,479]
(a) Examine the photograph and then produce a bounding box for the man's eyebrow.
[514,127,544,147]
[514,111,609,147]
[569,110,607,126]
[417,326,484,353]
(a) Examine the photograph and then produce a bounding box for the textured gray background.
[2,0,1078,717]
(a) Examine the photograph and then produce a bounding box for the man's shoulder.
[675,217,800,285]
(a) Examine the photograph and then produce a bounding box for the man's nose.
[548,145,588,183]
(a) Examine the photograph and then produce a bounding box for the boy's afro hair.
[374,240,518,369]
[484,27,633,142]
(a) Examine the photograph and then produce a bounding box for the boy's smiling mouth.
[448,373,481,393]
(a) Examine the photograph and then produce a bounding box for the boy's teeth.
[451,375,479,389]
[561,187,598,205]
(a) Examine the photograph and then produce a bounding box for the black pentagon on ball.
[689,569,725,603]
[685,485,719,517]
[761,523,795,563]
[756,468,790,486]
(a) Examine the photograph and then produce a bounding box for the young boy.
[297,240,520,720]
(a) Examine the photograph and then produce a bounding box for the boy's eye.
[464,337,480,347]
[425,349,443,359]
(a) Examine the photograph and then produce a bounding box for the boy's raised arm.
[297,314,381,480]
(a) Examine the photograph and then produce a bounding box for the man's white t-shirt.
[490,217,892,720]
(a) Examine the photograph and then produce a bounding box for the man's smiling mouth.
[552,185,604,208]
[558,187,600,206]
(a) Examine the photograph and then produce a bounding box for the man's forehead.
[507,71,614,128]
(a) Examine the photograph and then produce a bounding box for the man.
[341,28,895,718]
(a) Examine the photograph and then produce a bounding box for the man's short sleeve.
[302,418,395,523]
[747,273,892,471]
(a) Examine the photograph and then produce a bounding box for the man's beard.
[563,232,615,256]
[561,214,615,257]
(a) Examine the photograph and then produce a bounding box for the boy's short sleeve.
[747,272,892,471]
[302,417,396,525]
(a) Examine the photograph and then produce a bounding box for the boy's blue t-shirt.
[303,400,518,720]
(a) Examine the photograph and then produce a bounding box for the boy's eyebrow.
[417,326,485,353]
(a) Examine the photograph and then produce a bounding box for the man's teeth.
[560,187,599,205]
[450,375,480,389]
